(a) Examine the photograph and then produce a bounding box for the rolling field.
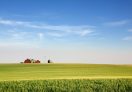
[0,64,132,92]
[0,64,132,80]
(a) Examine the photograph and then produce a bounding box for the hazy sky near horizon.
[0,0,132,64]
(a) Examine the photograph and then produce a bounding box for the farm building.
[24,59,41,63]
[24,59,31,63]
[48,59,53,63]
[35,60,41,63]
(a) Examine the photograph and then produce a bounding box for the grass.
[0,64,132,81]
[0,64,132,91]
[0,79,132,92]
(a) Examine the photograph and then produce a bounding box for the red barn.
[24,59,31,63]
[35,60,41,63]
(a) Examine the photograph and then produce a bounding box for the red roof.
[24,59,31,63]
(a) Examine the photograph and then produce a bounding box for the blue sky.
[0,0,132,63]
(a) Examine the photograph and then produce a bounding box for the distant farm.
[21,58,53,64]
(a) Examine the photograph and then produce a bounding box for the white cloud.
[0,41,39,48]
[128,29,132,32]
[47,32,64,37]
[76,30,93,36]
[103,20,129,26]
[123,36,132,41]
[21,24,95,37]
[0,20,14,25]
[7,29,29,40]
[0,28,41,45]
[0,19,30,26]
[0,19,95,37]
[38,33,44,40]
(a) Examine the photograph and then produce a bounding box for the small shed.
[48,59,53,63]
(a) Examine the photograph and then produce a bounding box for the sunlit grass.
[0,64,132,81]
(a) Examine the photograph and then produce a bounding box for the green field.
[0,79,132,92]
[0,64,132,81]
[0,64,132,92]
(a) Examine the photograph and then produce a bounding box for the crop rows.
[0,79,132,92]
